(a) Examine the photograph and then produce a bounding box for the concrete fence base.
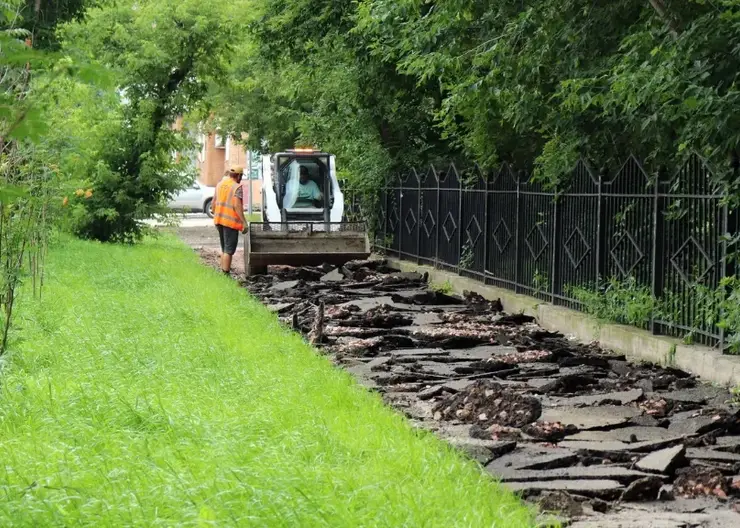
[386,258,740,388]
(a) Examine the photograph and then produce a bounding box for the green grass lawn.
[0,236,536,527]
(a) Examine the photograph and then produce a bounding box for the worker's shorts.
[216,225,240,256]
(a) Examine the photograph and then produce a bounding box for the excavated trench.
[201,249,740,527]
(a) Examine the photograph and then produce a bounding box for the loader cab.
[273,150,334,223]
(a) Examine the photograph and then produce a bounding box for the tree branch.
[648,0,680,37]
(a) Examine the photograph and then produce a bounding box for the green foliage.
[666,344,677,367]
[731,384,740,405]
[431,280,453,295]
[0,236,536,525]
[569,276,656,328]
[459,243,474,270]
[532,269,550,296]
[355,0,740,184]
[205,0,453,192]
[0,0,100,354]
[570,275,740,354]
[201,1,740,190]
[62,0,234,242]
[655,277,740,354]
[20,0,91,50]
[708,277,740,354]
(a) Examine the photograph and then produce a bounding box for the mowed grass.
[0,236,535,527]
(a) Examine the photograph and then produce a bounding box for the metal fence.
[344,154,739,349]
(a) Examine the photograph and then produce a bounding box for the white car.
[168,180,216,217]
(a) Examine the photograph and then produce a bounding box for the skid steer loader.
[243,149,370,276]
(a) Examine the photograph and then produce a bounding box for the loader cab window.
[277,155,331,211]
[295,166,322,207]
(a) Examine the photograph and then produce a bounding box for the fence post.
[393,173,403,260]
[457,167,464,275]
[388,175,393,254]
[434,167,441,269]
[483,168,490,283]
[515,170,523,294]
[719,152,740,350]
[382,176,388,252]
[650,166,667,335]
[416,169,422,264]
[596,166,608,287]
[397,173,403,259]
[550,189,561,304]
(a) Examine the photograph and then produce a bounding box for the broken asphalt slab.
[444,438,517,464]
[539,406,642,431]
[568,426,684,444]
[498,466,657,484]
[685,448,740,463]
[504,479,624,499]
[544,388,644,408]
[486,448,579,474]
[636,445,687,475]
[557,437,685,454]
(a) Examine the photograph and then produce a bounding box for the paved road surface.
[163,213,245,266]
[147,214,222,249]
[148,213,226,248]
[168,214,247,275]
[145,213,214,229]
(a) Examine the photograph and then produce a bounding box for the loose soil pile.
[433,380,542,428]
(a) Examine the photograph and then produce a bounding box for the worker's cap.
[228,166,244,175]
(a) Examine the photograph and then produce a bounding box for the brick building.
[174,118,262,211]
[196,132,262,211]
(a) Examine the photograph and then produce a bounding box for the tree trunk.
[648,0,680,36]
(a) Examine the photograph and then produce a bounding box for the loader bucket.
[244,222,371,276]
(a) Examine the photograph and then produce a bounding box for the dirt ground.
[173,223,246,276]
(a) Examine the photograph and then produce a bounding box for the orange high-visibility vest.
[213,178,244,231]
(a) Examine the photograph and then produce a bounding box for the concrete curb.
[386,258,740,388]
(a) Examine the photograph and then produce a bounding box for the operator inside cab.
[295,166,323,208]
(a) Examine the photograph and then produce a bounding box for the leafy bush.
[0,0,98,354]
[569,275,740,354]
[72,125,193,243]
[569,276,656,328]
[711,277,740,354]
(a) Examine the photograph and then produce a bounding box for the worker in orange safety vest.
[213,166,248,275]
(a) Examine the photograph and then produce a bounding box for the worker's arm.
[235,186,248,232]
[313,181,324,201]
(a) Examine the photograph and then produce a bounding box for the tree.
[355,0,740,182]
[206,0,453,194]
[63,0,235,242]
[207,0,740,188]
[0,0,100,353]
[21,0,91,50]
